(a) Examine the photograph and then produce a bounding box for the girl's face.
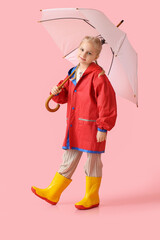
[77,40,99,67]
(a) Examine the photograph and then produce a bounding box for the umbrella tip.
[117,20,124,28]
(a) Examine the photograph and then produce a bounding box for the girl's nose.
[82,52,86,58]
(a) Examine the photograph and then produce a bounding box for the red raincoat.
[51,62,117,154]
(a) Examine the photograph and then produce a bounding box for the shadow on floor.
[101,191,160,207]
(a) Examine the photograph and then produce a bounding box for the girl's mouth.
[80,56,86,61]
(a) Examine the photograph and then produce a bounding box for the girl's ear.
[95,54,99,60]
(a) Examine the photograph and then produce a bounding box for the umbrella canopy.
[39,8,138,106]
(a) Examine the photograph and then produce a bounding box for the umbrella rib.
[83,19,96,29]
[39,17,91,23]
[39,17,97,30]
[63,47,80,58]
[107,48,114,76]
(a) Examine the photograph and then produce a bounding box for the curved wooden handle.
[45,94,60,112]
[45,64,79,112]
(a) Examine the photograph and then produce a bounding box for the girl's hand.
[51,85,62,95]
[96,130,107,142]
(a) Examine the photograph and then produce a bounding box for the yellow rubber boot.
[75,176,102,210]
[31,172,72,205]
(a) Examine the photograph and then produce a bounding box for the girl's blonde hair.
[79,36,105,77]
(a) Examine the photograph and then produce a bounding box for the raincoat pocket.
[78,117,97,142]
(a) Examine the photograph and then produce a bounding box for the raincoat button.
[72,107,75,110]
[70,124,72,127]
[74,90,77,92]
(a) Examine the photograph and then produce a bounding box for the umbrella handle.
[45,65,79,112]
[45,94,60,112]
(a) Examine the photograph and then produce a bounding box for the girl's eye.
[88,52,92,55]
[80,48,84,51]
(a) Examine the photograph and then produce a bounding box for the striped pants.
[58,149,103,179]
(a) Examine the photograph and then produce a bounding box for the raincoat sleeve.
[93,74,117,131]
[50,76,69,104]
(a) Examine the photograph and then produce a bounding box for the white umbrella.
[39,8,138,108]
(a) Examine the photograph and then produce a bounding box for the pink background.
[1,0,160,239]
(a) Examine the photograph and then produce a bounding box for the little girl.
[31,36,117,210]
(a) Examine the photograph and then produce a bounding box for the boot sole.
[75,203,99,210]
[31,187,57,205]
